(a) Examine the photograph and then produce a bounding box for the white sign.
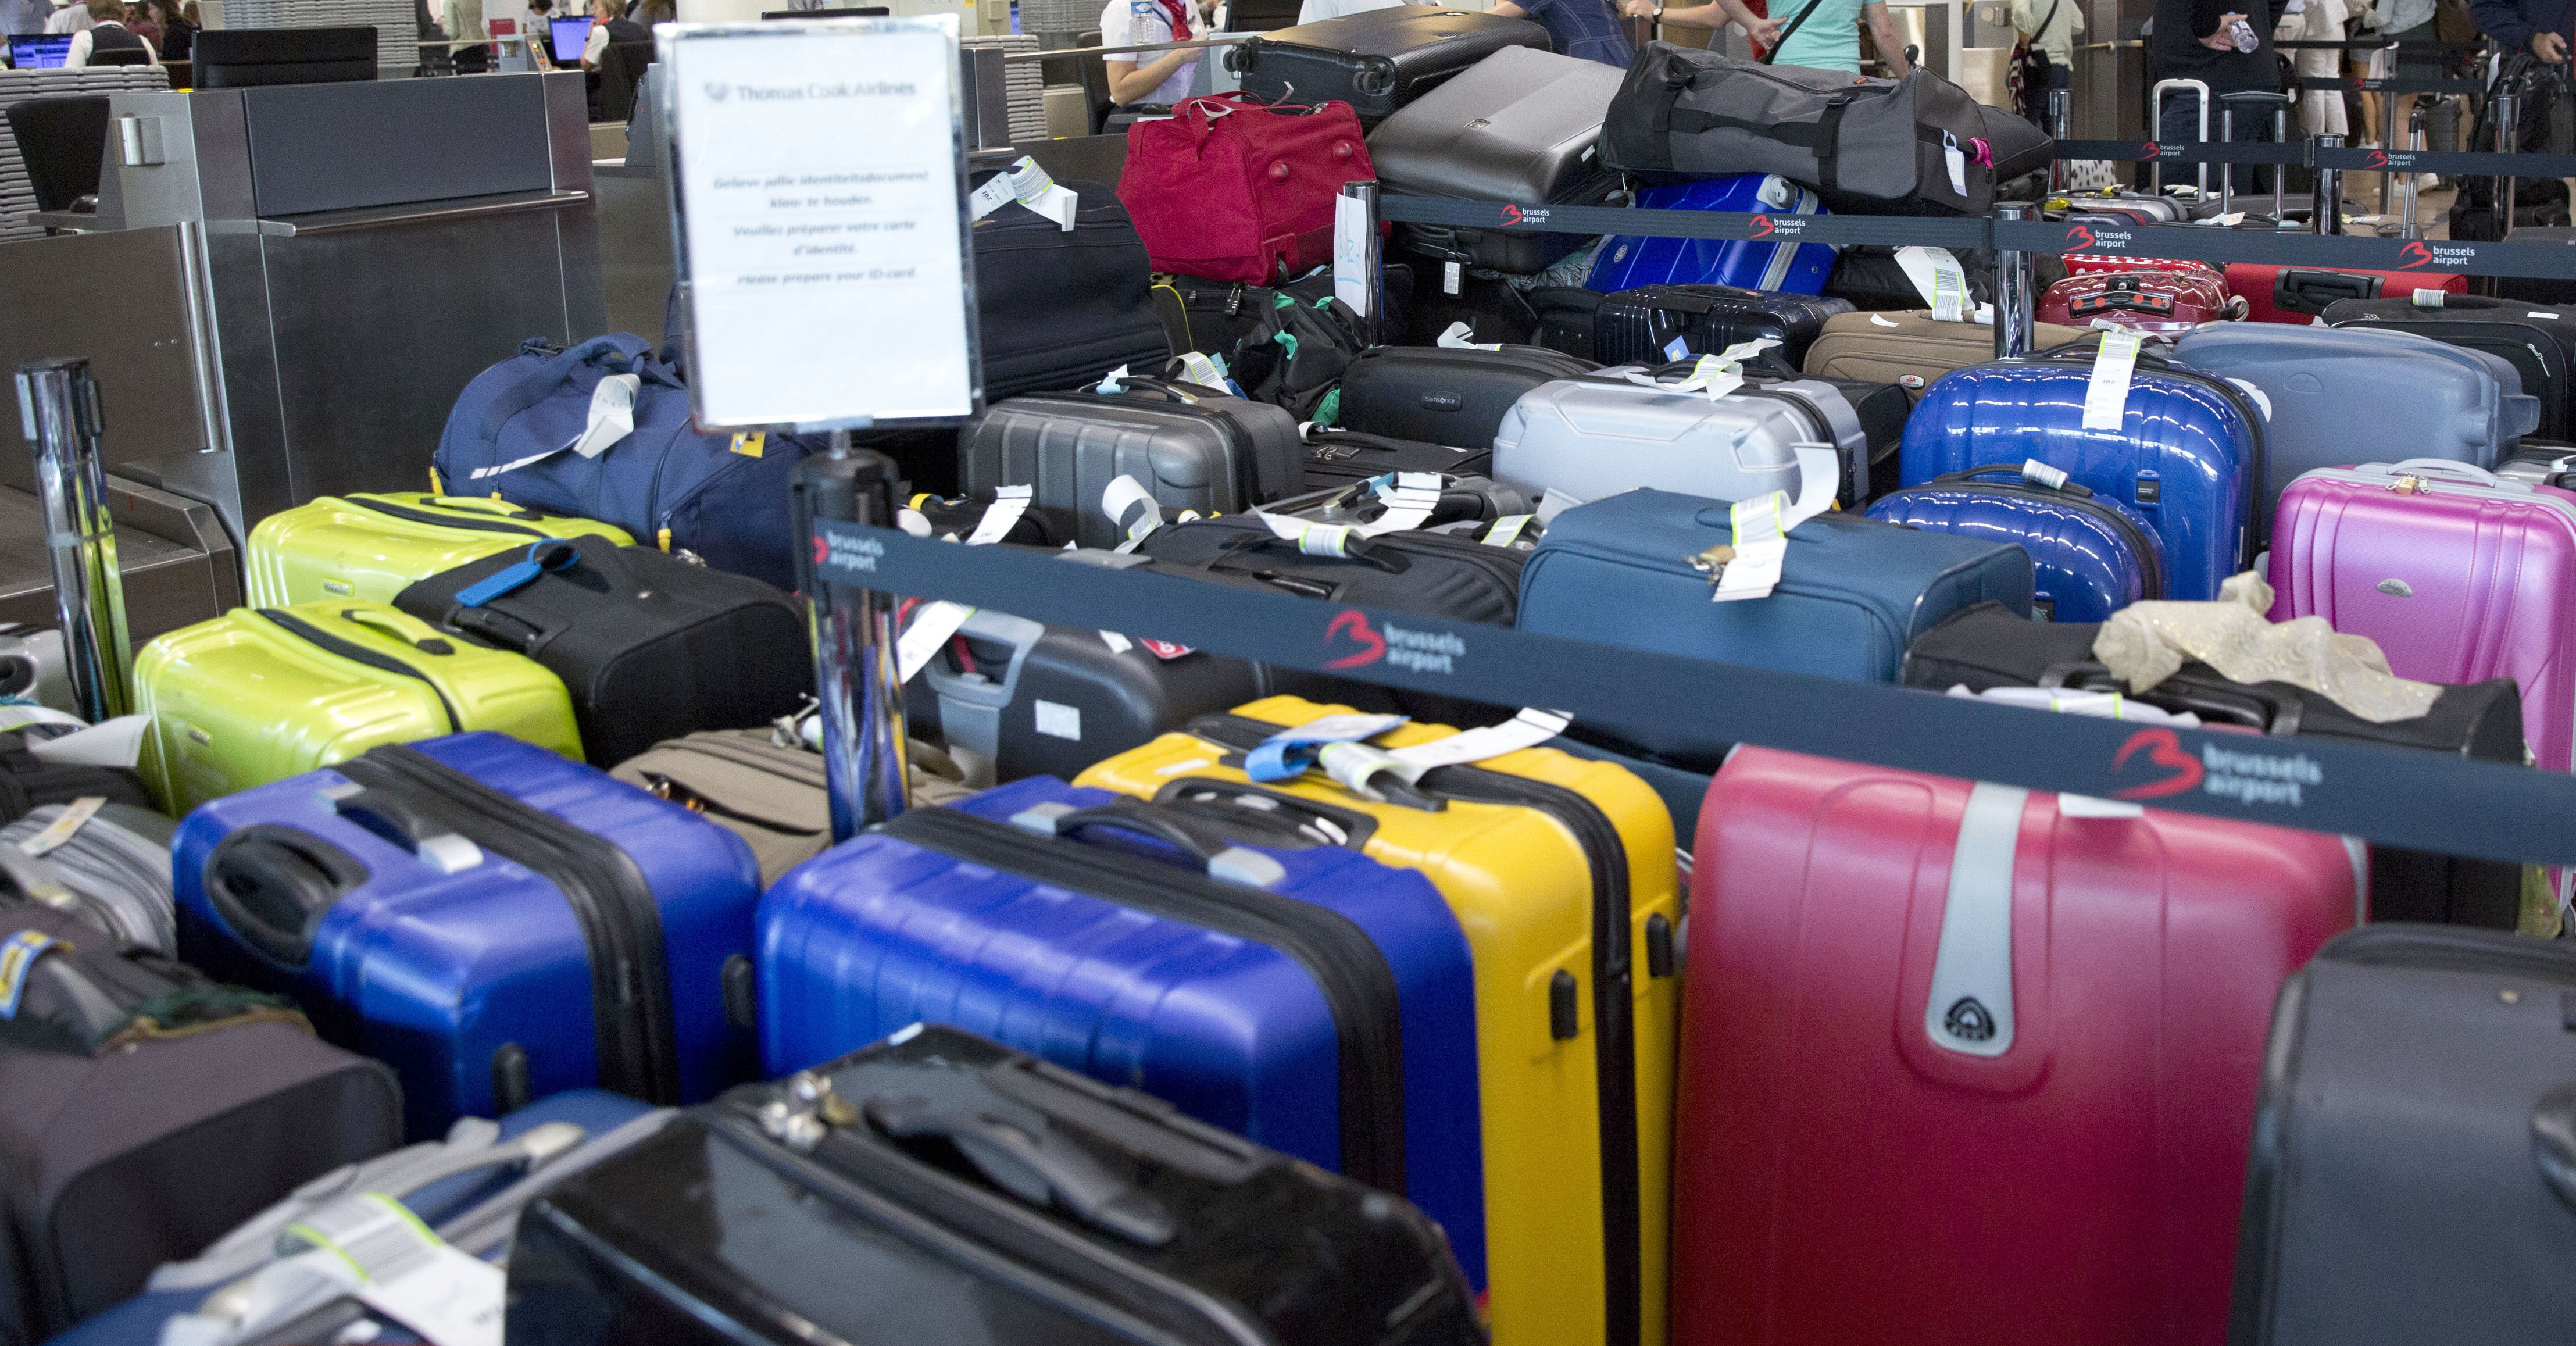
[661,17,979,430]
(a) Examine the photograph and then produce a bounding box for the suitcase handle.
[2536,1084,2576,1216]
[1154,777,1398,842]
[2381,458,2510,487]
[199,825,373,967]
[1210,529,1411,575]
[863,1092,1178,1245]
[2039,662,2305,736]
[1108,374,1234,405]
[1932,465,2098,499]
[1008,798,1291,888]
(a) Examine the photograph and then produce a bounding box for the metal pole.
[1994,203,2037,359]
[790,433,910,841]
[2379,90,2397,215]
[2220,105,2236,216]
[2311,133,2344,236]
[1339,178,1383,346]
[2048,87,2072,194]
[2495,84,2521,238]
[2273,103,2289,225]
[15,358,130,723]
[2402,98,2428,240]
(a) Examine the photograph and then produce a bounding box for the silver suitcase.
[1491,365,1871,506]
[959,382,1303,548]
[0,802,177,956]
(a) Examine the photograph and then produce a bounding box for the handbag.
[1117,94,1376,284]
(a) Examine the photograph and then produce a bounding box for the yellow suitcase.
[243,494,633,608]
[1074,695,1681,1346]
[134,601,583,814]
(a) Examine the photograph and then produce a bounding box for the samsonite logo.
[2110,727,2321,807]
[1323,609,1465,674]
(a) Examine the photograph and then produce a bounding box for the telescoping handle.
[1006,797,1291,889]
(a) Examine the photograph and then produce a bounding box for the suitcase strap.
[256,610,463,734]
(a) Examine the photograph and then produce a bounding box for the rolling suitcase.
[1221,7,1548,124]
[1119,95,1376,284]
[1492,363,1874,508]
[1585,175,1836,295]
[0,726,153,826]
[1129,513,1527,622]
[1798,309,2086,404]
[971,173,1175,402]
[1673,746,2358,1346]
[753,779,1492,1290]
[901,491,1059,545]
[1864,463,2166,622]
[2325,294,2576,440]
[242,494,634,609]
[1074,695,1683,1346]
[506,1025,1484,1346]
[1588,283,1852,367]
[2062,250,2216,274]
[395,542,810,771]
[1333,342,1599,449]
[2223,263,2464,323]
[2035,267,2239,334]
[1298,425,1495,486]
[609,729,975,887]
[173,733,764,1139]
[2228,926,2576,1346]
[133,601,583,816]
[0,802,176,957]
[1366,45,1627,274]
[960,381,1305,549]
[1898,349,2267,601]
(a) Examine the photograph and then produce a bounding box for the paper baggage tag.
[2081,330,2142,431]
[1444,260,1462,295]
[1174,351,1230,387]
[290,1193,504,1346]
[1535,487,1585,525]
[1354,472,1445,535]
[2411,288,2445,306]
[1698,444,1837,602]
[896,601,977,683]
[1096,631,1134,654]
[964,485,1032,545]
[1437,322,1503,351]
[1387,708,1571,769]
[1332,194,1372,319]
[23,716,147,769]
[1243,713,1409,782]
[1484,514,1534,547]
[1895,247,1968,323]
[1102,475,1164,551]
[1942,131,1968,198]
[15,796,102,858]
[2021,458,2070,490]
[894,508,934,537]
[567,374,638,459]
[967,156,1078,231]
[1259,512,1359,556]
[0,930,60,1020]
[1869,313,1901,327]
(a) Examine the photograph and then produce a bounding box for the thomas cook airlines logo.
[2111,727,2203,799]
[2064,223,2097,251]
[1323,609,1466,674]
[2111,727,2322,806]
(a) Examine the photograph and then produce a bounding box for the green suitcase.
[243,494,633,608]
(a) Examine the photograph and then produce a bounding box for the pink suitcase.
[1672,747,2360,1346]
[2267,459,2576,773]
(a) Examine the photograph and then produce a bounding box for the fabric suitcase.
[506,1024,1484,1346]
[609,729,975,888]
[1222,7,1548,124]
[1074,695,1683,1346]
[2223,263,2465,323]
[1864,464,2165,622]
[1821,244,2064,312]
[244,494,635,609]
[1673,747,2359,1346]
[1155,265,1415,366]
[1898,351,2267,600]
[755,779,1490,1287]
[0,726,152,826]
[174,733,762,1139]
[1119,95,1375,284]
[1129,513,1527,622]
[960,383,1305,548]
[971,172,1174,402]
[1586,175,1835,296]
[1298,425,1496,487]
[0,903,401,1346]
[1367,46,1625,274]
[133,601,582,816]
[1588,283,1852,368]
[1334,342,1598,449]
[1799,309,2085,404]
[1268,474,1534,539]
[2229,926,2576,1346]
[0,802,175,957]
[2325,294,2576,440]
[1492,364,1873,508]
[2036,267,2239,334]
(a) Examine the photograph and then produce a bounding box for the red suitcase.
[2037,267,2241,335]
[1118,94,1376,285]
[2063,252,2218,277]
[2224,263,2467,324]
[1672,746,2360,1346]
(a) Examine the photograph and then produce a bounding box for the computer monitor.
[6,35,73,70]
[550,16,594,63]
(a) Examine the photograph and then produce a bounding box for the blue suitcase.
[172,732,763,1140]
[1864,463,2168,623]
[1585,174,1836,295]
[1897,352,2266,602]
[755,776,1491,1290]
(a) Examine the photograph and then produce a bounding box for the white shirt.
[583,16,608,62]
[42,1,93,35]
[65,17,152,64]
[1099,0,1204,107]
[2011,0,2085,65]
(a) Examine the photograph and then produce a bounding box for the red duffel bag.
[1117,94,1374,285]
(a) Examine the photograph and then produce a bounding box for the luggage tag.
[2021,458,2071,490]
[2081,330,2142,431]
[1942,131,1968,199]
[1257,512,1362,556]
[1436,322,1503,351]
[966,155,1078,231]
[1242,712,1410,783]
[0,929,60,1020]
[1693,444,1837,602]
[1353,472,1446,535]
[1535,487,1584,525]
[289,1193,504,1346]
[894,508,935,537]
[1948,684,2200,816]
[1483,514,1535,547]
[1895,247,1968,323]
[1312,708,1574,809]
[2411,288,2445,307]
[1103,475,1164,551]
[451,539,582,608]
[465,373,638,481]
[896,601,977,683]
[1174,351,1231,388]
[22,715,148,769]
[15,795,102,858]
[1651,339,1778,402]
[963,485,1034,545]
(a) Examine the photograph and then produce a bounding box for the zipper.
[651,434,764,548]
[879,805,1410,1195]
[2028,351,2271,551]
[1530,527,1905,670]
[1357,527,1527,601]
[1179,712,1646,1346]
[256,609,463,734]
[1888,479,2166,598]
[334,744,683,1105]
[349,497,554,538]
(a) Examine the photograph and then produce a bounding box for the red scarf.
[1151,0,1194,50]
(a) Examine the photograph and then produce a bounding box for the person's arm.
[61,24,86,62]
[583,17,606,66]
[1623,0,1781,41]
[2466,0,2534,52]
[1106,48,1191,101]
[1863,0,1912,73]
[1486,0,1527,15]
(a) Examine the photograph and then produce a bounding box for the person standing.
[2280,0,2348,137]
[42,0,95,35]
[1484,0,1635,68]
[1726,0,1914,76]
[1618,0,1784,49]
[2149,0,2283,188]
[443,0,488,73]
[2468,0,2573,63]
[1099,0,1206,108]
[1,0,51,34]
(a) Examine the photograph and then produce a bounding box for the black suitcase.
[1528,285,1601,358]
[1734,354,1910,497]
[396,544,814,769]
[1270,469,1533,537]
[902,491,1062,545]
[1221,6,1550,126]
[2228,924,2576,1346]
[1402,263,1542,347]
[1334,342,1599,449]
[1152,265,1414,361]
[1820,244,2068,312]
[973,174,1174,403]
[1591,283,1855,367]
[2324,294,2576,440]
[1364,45,1625,274]
[1131,513,1525,623]
[960,380,1305,548]
[1902,602,2531,928]
[0,726,152,826]
[1299,425,1496,485]
[504,1024,1485,1346]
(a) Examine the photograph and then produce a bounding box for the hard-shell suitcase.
[1739,356,1909,494]
[1119,96,1378,284]
[1898,351,2267,601]
[2223,263,2464,323]
[1367,45,1625,274]
[1589,283,1853,367]
[1865,463,2166,622]
[395,542,812,771]
[1492,363,1874,508]
[1799,309,2086,404]
[133,601,583,816]
[1334,342,1599,449]
[2062,250,2214,274]
[609,729,976,888]
[2229,926,2576,1346]
[507,1025,1485,1346]
[1674,747,2359,1346]
[0,802,176,956]
[0,726,152,826]
[1130,513,1527,622]
[960,382,1305,548]
[242,494,634,610]
[173,733,764,1138]
[2325,293,2576,439]
[1299,425,1495,487]
[2036,267,2239,334]
[1074,695,1682,1346]
[1586,175,1836,296]
[755,779,1491,1287]
[1223,7,1548,124]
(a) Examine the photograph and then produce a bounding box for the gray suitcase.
[1491,365,1873,507]
[960,381,1303,549]
[2230,924,2576,1346]
[1365,46,1625,274]
[0,802,176,956]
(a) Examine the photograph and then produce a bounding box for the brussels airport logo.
[2111,727,2322,807]
[2367,148,2391,170]
[2398,240,2435,270]
[1749,213,1775,239]
[2396,240,2475,271]
[2109,727,2203,799]
[1323,610,1466,674]
[1498,203,1552,228]
[1323,610,1385,669]
[2138,141,2160,159]
[2063,223,2097,251]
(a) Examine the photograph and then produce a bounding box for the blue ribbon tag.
[453,540,581,609]
[1242,713,1409,782]
[0,930,60,1020]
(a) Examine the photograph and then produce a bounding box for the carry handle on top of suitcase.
[863,1079,1185,1244]
[1010,796,1298,887]
[2036,661,2311,734]
[1924,462,2105,499]
[201,790,423,966]
[1207,526,1415,575]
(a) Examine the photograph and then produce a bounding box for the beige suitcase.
[1799,310,2088,403]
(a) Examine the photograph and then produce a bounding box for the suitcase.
[2035,267,2240,334]
[2267,459,2576,774]
[1299,425,1496,487]
[1739,355,1909,496]
[242,494,635,610]
[1492,363,1875,508]
[1269,472,1534,537]
[1130,512,1527,622]
[0,802,176,957]
[1898,350,2267,601]
[1367,45,1627,274]
[0,726,153,826]
[1673,747,2359,1346]
[0,903,401,1346]
[133,601,583,816]
[2497,441,2576,488]
[1073,695,1683,1346]
[2228,926,2576,1346]
[1222,7,1549,124]
[755,779,1491,1286]
[2224,263,2467,324]
[1799,309,2087,405]
[960,382,1306,549]
[394,542,810,772]
[2057,188,2192,223]
[174,733,762,1140]
[2062,250,2217,274]
[1821,244,2064,312]
[1119,95,1376,284]
[1586,175,1837,296]
[508,1025,1484,1346]
[901,491,1060,546]
[1529,284,1601,357]
[1589,283,1853,368]
[1334,342,1600,449]
[2325,294,2576,440]
[609,729,976,888]
[971,172,1176,402]
[1864,464,2166,622]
